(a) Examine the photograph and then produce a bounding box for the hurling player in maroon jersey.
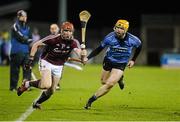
[17,21,87,109]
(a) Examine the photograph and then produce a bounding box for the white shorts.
[39,59,63,78]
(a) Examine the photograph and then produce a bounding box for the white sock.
[25,81,30,88]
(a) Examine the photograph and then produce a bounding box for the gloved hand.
[27,39,33,44]
[24,57,34,70]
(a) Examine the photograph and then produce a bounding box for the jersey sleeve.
[12,23,30,44]
[43,38,51,45]
[100,37,109,48]
[72,39,79,49]
[133,37,142,48]
[41,34,59,45]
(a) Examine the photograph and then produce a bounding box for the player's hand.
[81,49,87,57]
[80,49,87,62]
[82,57,88,65]
[127,60,135,68]
[24,57,34,70]
[27,39,33,44]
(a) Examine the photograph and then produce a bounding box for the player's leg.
[17,59,52,96]
[32,76,60,109]
[100,69,110,85]
[96,69,123,97]
[85,69,110,109]
[33,64,63,109]
[56,73,63,90]
[85,58,111,109]
[116,63,127,90]
[84,69,110,109]
[85,69,123,109]
[17,69,52,96]
[117,75,124,90]
[22,54,31,81]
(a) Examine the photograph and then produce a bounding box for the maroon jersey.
[40,34,79,65]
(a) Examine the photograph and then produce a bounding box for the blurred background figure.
[1,30,11,65]
[9,10,33,91]
[0,32,3,65]
[50,23,59,35]
[32,27,41,41]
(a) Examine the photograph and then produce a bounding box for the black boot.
[118,75,125,90]
[84,95,97,109]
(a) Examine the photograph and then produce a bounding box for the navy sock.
[88,95,97,103]
[36,91,51,104]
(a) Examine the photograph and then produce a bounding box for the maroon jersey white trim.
[40,34,79,65]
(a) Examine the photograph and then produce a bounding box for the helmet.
[60,21,74,32]
[17,10,27,17]
[114,19,129,32]
[60,21,74,40]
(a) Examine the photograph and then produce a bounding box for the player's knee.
[45,84,52,89]
[39,82,52,89]
[101,79,106,85]
[106,82,115,88]
[101,77,107,85]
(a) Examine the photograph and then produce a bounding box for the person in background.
[1,30,11,65]
[9,10,33,91]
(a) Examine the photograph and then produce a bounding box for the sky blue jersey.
[101,32,142,63]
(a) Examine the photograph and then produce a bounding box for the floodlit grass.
[0,64,180,121]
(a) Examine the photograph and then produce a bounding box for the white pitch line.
[15,72,42,122]
[15,105,34,122]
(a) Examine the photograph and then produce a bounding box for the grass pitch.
[0,64,180,121]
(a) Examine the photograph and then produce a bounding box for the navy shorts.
[103,58,127,71]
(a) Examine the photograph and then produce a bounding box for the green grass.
[0,65,180,121]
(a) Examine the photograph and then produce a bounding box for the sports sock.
[29,79,40,88]
[36,91,51,104]
[88,95,97,103]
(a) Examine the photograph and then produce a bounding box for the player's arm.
[128,43,142,68]
[29,34,60,58]
[87,45,104,60]
[73,44,87,59]
[73,48,81,57]
[131,44,142,62]
[86,36,107,61]
[12,23,32,44]
[29,40,45,58]
[71,38,82,57]
[25,34,60,69]
[24,39,45,70]
[71,38,88,60]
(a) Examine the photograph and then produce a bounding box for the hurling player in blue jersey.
[84,19,142,109]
